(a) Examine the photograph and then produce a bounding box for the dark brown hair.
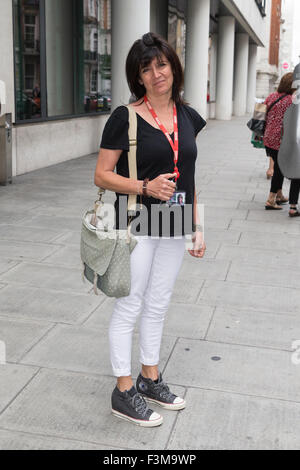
[126,32,185,104]
[277,72,295,94]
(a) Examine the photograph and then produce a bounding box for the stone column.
[111,0,151,110]
[184,0,210,119]
[247,44,258,113]
[233,33,249,116]
[216,16,235,120]
[209,33,218,119]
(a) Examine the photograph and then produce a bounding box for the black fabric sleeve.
[100,106,129,151]
[185,105,206,136]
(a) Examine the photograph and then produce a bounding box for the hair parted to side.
[277,72,296,94]
[126,32,185,104]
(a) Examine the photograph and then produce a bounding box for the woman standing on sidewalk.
[94,32,206,427]
[264,73,295,210]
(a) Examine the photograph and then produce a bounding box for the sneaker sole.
[111,408,163,427]
[144,397,186,410]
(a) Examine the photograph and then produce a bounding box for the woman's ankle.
[266,193,277,204]
[141,365,159,381]
[117,376,134,393]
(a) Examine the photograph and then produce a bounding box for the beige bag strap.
[95,105,138,219]
[127,105,138,214]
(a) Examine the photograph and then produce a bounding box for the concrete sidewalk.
[0,116,300,450]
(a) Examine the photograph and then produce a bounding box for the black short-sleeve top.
[100,103,206,237]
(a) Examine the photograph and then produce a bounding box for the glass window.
[168,0,187,68]
[13,0,111,122]
[13,0,41,120]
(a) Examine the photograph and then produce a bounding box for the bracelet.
[142,178,150,197]
[193,223,204,232]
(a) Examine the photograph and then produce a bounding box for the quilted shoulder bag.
[80,105,139,298]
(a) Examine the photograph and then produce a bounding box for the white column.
[216,16,235,120]
[209,33,218,119]
[111,0,151,110]
[184,0,210,119]
[247,44,258,113]
[233,33,249,116]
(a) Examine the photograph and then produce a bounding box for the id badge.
[166,191,186,207]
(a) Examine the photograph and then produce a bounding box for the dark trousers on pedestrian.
[265,147,283,193]
[289,179,300,205]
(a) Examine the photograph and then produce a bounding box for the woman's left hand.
[188,231,206,258]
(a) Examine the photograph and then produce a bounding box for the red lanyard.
[144,95,180,181]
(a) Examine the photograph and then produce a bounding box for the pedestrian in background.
[264,73,295,210]
[289,179,300,217]
[94,32,206,427]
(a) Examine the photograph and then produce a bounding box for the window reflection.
[13,0,111,121]
[168,0,187,68]
[83,0,111,113]
[14,0,41,120]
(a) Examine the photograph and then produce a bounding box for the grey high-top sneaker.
[136,373,186,410]
[111,385,163,427]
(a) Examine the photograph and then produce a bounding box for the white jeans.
[109,236,186,377]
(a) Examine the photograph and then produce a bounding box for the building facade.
[0,0,267,177]
[256,0,299,100]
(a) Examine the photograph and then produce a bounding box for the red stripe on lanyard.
[144,95,180,181]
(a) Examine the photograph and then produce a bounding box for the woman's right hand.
[147,173,177,201]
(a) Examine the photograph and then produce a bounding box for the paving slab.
[15,214,82,233]
[227,261,300,289]
[167,388,300,450]
[83,297,115,329]
[198,190,255,202]
[164,338,300,403]
[216,244,300,268]
[204,228,241,244]
[0,260,19,275]
[178,258,230,282]
[201,198,240,209]
[32,204,92,218]
[198,280,300,314]
[20,324,177,378]
[202,216,231,230]
[50,230,81,246]
[230,218,300,235]
[40,244,82,268]
[0,225,66,243]
[0,241,61,262]
[0,210,32,225]
[161,303,214,340]
[0,285,103,324]
[0,364,38,413]
[206,307,300,351]
[238,231,300,251]
[0,262,91,294]
[247,209,291,222]
[0,318,53,362]
[171,279,204,303]
[0,369,183,450]
[0,429,121,450]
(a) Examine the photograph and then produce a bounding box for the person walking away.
[264,73,295,210]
